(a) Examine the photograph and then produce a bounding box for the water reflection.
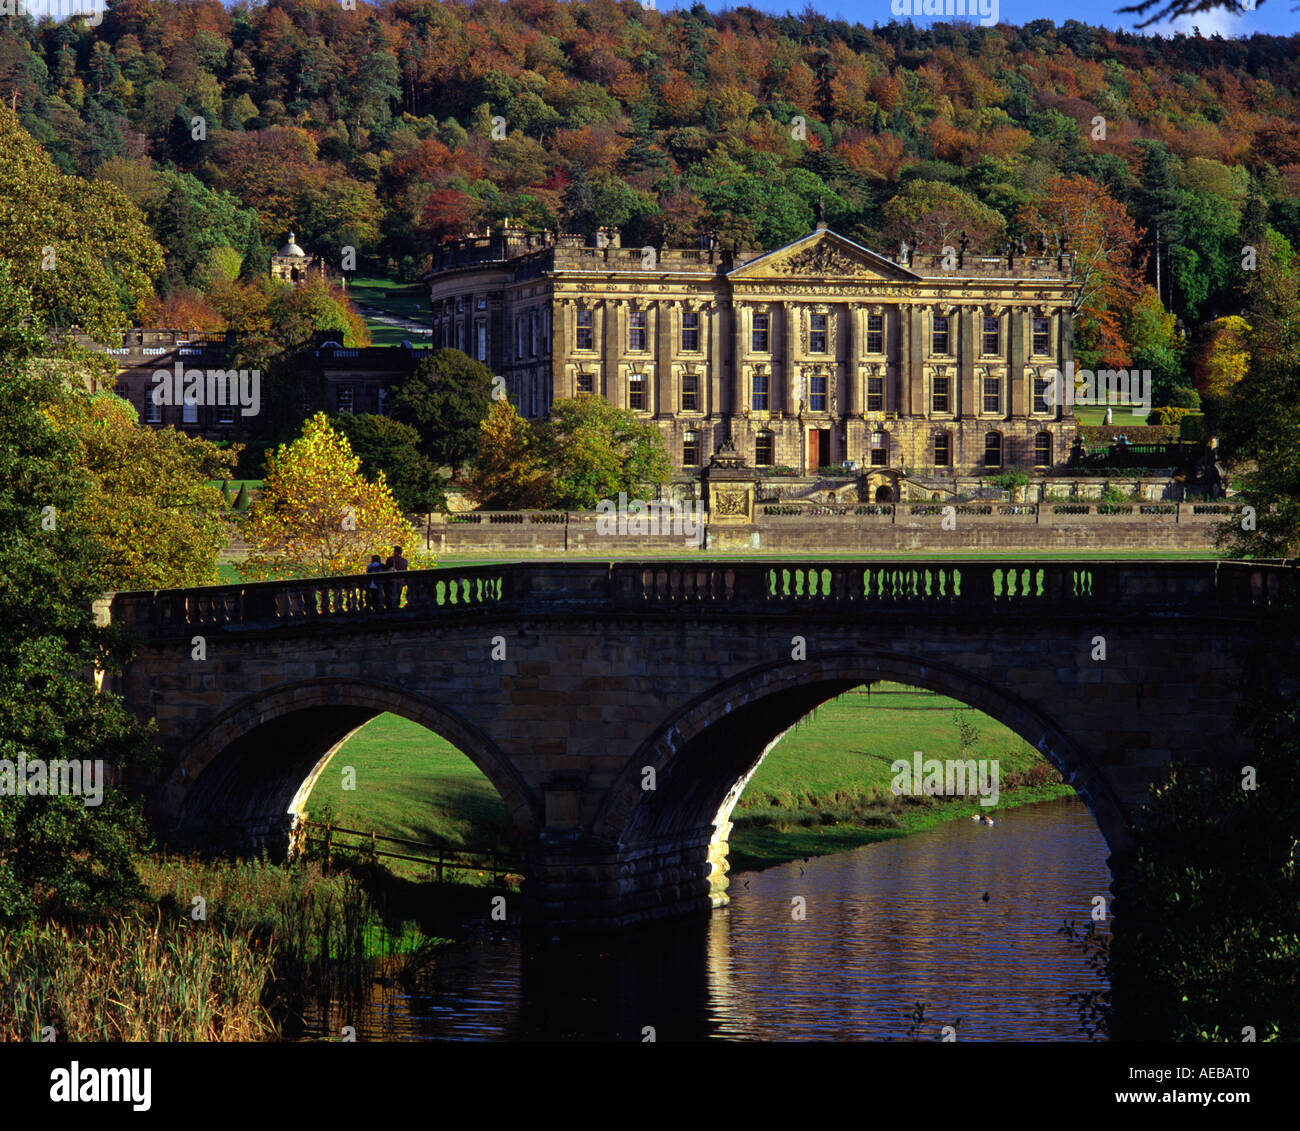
[304,797,1111,1041]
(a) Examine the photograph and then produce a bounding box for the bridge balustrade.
[624,566,739,602]
[108,559,1300,633]
[760,563,1101,605]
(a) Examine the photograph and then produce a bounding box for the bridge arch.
[594,649,1132,867]
[158,678,539,852]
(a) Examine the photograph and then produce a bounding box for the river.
[303,795,1111,1041]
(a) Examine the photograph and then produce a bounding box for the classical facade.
[426,222,1078,484]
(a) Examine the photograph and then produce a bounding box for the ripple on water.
[301,797,1111,1042]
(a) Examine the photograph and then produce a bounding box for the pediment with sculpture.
[729,230,923,283]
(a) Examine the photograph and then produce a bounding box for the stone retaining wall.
[420,505,1235,555]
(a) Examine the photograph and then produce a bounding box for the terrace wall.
[420,504,1237,555]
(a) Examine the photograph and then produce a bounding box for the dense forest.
[2,1,1299,394]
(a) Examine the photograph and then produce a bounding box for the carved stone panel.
[779,244,873,276]
[708,482,755,524]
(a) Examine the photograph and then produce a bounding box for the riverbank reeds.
[0,854,453,1042]
[0,917,276,1041]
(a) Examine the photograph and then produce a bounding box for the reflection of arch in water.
[595,651,1128,876]
[164,679,537,852]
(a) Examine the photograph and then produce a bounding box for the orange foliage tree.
[1018,176,1147,367]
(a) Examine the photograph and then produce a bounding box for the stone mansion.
[426,220,1078,489]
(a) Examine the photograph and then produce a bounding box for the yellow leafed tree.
[469,398,550,508]
[244,412,419,579]
[54,388,236,591]
[1193,315,1251,401]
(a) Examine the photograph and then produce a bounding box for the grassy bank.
[307,684,1075,876]
[727,684,1072,869]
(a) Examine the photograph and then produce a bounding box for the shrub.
[1026,762,1061,786]
[1147,406,1190,427]
[1077,424,1180,444]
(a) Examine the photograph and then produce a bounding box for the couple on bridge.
[364,545,408,610]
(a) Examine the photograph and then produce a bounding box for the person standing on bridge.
[384,544,408,609]
[365,554,386,610]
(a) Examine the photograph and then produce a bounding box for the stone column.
[730,301,744,419]
[783,303,797,414]
[959,306,976,421]
[899,306,915,417]
[656,301,673,417]
[490,297,506,382]
[704,303,720,420]
[552,299,569,398]
[843,302,856,415]
[1059,308,1075,422]
[1009,307,1027,418]
[603,299,621,406]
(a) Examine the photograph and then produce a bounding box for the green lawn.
[733,685,1052,811]
[305,683,1074,878]
[307,715,513,861]
[1074,405,1159,426]
[349,275,428,347]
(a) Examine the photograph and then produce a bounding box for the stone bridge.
[105,560,1297,931]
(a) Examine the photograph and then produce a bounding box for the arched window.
[682,430,700,467]
[755,430,774,466]
[984,431,1002,468]
[934,432,950,467]
[1034,431,1052,467]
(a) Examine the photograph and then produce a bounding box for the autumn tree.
[1121,286,1186,407]
[0,103,163,337]
[1193,316,1250,403]
[268,278,370,350]
[1219,233,1300,558]
[469,398,549,509]
[333,412,443,514]
[243,413,417,579]
[883,181,1007,253]
[55,391,236,591]
[1018,175,1146,369]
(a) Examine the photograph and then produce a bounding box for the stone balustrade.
[110,559,1298,635]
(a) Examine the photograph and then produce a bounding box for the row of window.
[439,296,489,314]
[736,430,1054,469]
[571,310,1054,358]
[435,309,551,363]
[575,371,1056,416]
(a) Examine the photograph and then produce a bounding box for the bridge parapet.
[108,559,1298,635]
